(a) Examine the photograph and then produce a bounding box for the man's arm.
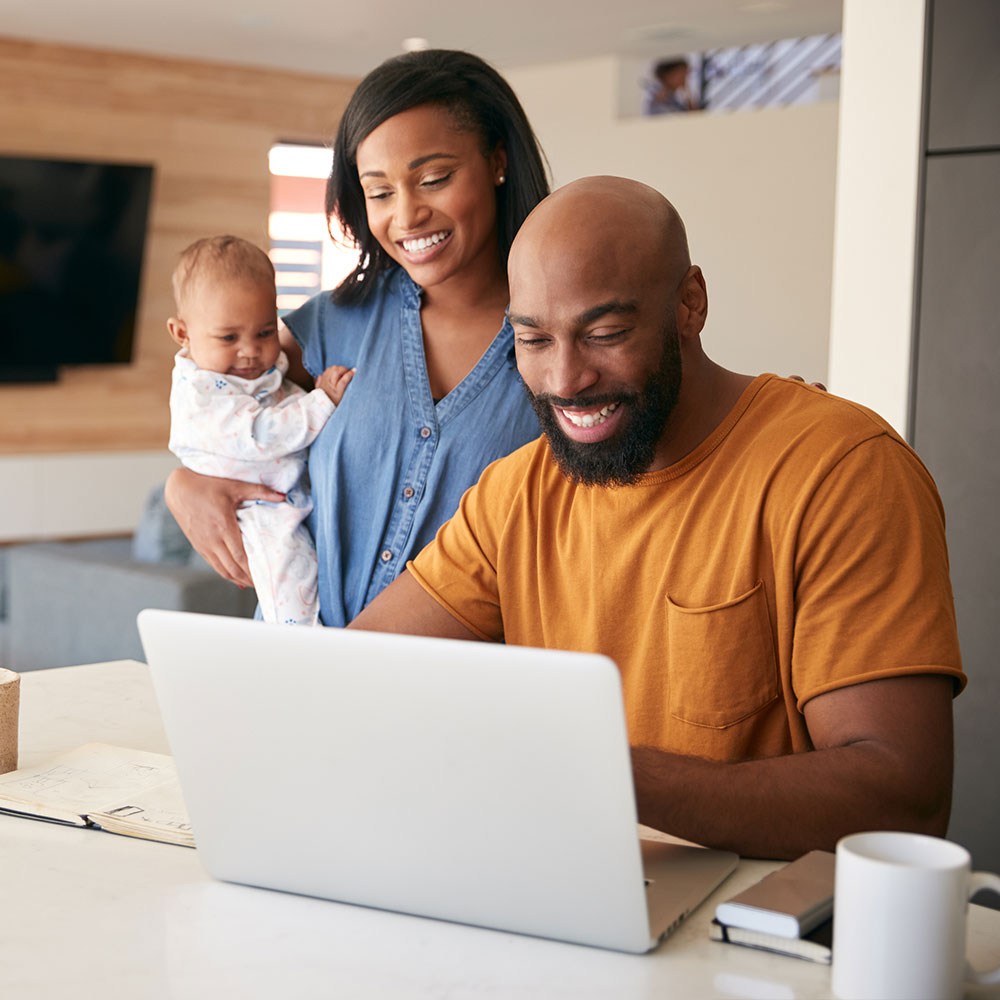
[350,569,483,641]
[632,673,954,859]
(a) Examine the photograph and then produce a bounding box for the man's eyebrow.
[508,300,638,330]
[507,312,539,328]
[359,153,457,180]
[576,300,638,324]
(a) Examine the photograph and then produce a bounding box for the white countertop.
[3,660,998,999]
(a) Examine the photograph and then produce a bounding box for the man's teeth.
[402,231,448,252]
[561,402,620,428]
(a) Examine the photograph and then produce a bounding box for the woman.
[166,49,549,625]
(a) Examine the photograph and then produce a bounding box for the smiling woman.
[165,50,550,626]
[356,105,505,293]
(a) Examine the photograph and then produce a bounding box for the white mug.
[832,831,1000,1000]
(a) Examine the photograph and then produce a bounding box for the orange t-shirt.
[409,375,965,763]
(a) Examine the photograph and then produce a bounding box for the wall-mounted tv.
[0,154,154,382]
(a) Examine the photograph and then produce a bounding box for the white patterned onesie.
[168,349,335,625]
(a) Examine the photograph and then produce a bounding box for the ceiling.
[3,0,843,78]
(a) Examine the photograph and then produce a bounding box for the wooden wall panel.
[0,37,356,454]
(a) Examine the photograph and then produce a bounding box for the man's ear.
[166,317,188,348]
[675,265,708,338]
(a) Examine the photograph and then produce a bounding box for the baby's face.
[174,278,280,381]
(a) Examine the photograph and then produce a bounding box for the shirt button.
[419,426,432,439]
[380,549,393,562]
[403,486,415,499]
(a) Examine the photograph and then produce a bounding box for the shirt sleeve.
[170,372,335,462]
[408,457,514,642]
[790,434,965,708]
[282,293,330,379]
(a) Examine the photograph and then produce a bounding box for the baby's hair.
[172,235,275,313]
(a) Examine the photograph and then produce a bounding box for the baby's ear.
[166,317,188,347]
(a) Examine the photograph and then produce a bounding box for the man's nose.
[546,343,600,401]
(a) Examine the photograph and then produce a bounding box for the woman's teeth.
[402,231,449,252]
[561,402,620,428]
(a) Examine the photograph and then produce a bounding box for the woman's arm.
[279,321,313,389]
[164,467,284,587]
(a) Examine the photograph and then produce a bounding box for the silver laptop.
[137,608,737,953]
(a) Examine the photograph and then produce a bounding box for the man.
[353,176,964,860]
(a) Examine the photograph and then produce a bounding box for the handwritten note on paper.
[0,743,194,846]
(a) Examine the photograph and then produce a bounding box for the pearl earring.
[497,173,506,184]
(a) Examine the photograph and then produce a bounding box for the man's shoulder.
[751,374,908,450]
[740,375,938,500]
[478,434,551,487]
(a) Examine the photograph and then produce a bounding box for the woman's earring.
[497,173,506,185]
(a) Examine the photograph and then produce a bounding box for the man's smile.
[553,400,625,442]
[558,401,620,428]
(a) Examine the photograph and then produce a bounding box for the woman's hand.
[164,467,285,588]
[788,374,828,391]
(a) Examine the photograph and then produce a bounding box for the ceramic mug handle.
[966,870,1000,986]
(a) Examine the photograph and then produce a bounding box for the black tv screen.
[0,155,154,382]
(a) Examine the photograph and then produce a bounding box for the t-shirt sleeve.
[791,434,965,708]
[282,293,329,379]
[408,457,514,643]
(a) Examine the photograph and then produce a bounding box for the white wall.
[0,452,178,542]
[827,0,928,435]
[504,56,840,383]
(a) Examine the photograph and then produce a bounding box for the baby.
[166,235,352,625]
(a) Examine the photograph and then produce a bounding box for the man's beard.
[524,325,682,488]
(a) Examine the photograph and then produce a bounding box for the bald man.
[353,177,964,860]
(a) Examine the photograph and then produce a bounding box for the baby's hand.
[316,365,355,406]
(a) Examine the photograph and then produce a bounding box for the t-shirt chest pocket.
[666,580,779,729]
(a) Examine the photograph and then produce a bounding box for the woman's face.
[355,103,506,292]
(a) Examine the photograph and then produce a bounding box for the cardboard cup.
[0,667,20,774]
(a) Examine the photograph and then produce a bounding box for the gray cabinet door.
[913,151,1000,873]
[926,0,1000,151]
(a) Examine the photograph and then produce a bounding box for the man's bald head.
[509,176,692,297]
[508,177,705,486]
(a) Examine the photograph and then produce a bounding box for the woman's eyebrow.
[408,152,457,170]
[359,153,458,180]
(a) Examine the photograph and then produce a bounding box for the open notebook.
[138,609,736,953]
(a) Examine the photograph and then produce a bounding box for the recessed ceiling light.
[629,23,693,42]
[402,37,431,52]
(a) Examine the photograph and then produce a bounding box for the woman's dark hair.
[328,49,550,305]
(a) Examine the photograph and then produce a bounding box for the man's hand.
[316,365,355,406]
[631,674,954,859]
[164,467,284,588]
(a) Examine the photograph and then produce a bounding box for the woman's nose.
[395,188,431,231]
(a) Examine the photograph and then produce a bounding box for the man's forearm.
[633,674,955,859]
[632,737,951,861]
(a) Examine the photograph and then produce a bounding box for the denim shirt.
[283,268,541,627]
